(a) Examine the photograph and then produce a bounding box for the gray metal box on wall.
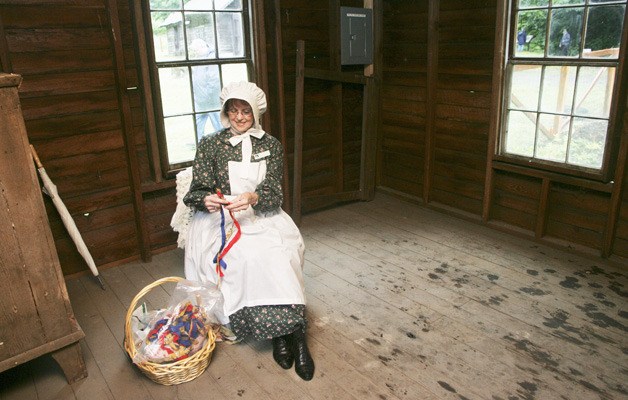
[340,7,373,65]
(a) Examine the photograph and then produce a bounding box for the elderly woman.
[182,81,314,380]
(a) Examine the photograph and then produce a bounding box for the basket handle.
[124,276,184,356]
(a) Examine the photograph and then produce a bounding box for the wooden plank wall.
[374,0,628,262]
[431,0,495,215]
[614,104,628,258]
[0,0,177,275]
[270,0,364,202]
[0,1,142,275]
[379,1,428,198]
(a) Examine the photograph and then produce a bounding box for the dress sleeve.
[183,137,216,211]
[253,136,284,213]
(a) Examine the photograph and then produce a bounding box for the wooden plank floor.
[1,193,626,400]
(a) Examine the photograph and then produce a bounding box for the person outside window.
[517,27,527,52]
[559,29,571,56]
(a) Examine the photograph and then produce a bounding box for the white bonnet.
[219,81,267,130]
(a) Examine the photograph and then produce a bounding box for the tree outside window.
[502,0,626,175]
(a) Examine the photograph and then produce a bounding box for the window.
[147,0,253,171]
[500,0,626,177]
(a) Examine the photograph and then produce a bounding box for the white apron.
[184,134,306,322]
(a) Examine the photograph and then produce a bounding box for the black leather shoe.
[272,334,294,369]
[292,327,315,381]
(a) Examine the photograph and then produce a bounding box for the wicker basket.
[124,276,216,385]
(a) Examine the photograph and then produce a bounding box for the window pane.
[196,111,222,138]
[568,117,607,169]
[191,64,221,112]
[184,0,213,10]
[196,111,224,140]
[535,113,569,162]
[583,5,624,59]
[553,0,583,5]
[221,63,248,85]
[516,10,547,57]
[151,0,181,10]
[159,67,193,116]
[509,65,542,111]
[216,0,242,10]
[186,13,217,60]
[540,65,576,114]
[574,66,615,118]
[504,110,537,157]
[519,0,548,7]
[165,115,196,164]
[216,12,244,58]
[152,12,186,62]
[549,8,583,57]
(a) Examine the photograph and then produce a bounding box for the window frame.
[495,0,628,182]
[142,0,256,177]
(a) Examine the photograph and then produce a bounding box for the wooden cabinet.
[0,73,86,383]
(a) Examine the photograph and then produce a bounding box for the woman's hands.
[204,191,258,213]
[204,193,229,213]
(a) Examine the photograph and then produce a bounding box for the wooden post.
[272,0,291,214]
[107,0,151,262]
[535,178,551,239]
[483,0,509,222]
[364,0,374,77]
[424,0,439,204]
[131,0,162,183]
[293,40,305,225]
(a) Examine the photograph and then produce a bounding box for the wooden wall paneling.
[0,0,103,4]
[292,39,305,224]
[614,196,628,258]
[1,1,148,274]
[379,1,427,198]
[359,0,384,201]
[80,220,139,266]
[545,184,610,251]
[612,104,628,258]
[331,79,344,193]
[19,90,119,120]
[107,0,149,261]
[602,10,628,257]
[423,0,438,203]
[430,0,495,216]
[8,49,113,75]
[116,2,151,187]
[536,178,551,239]
[252,0,270,138]
[360,78,376,199]
[490,170,540,231]
[329,0,343,194]
[130,0,162,184]
[0,12,11,72]
[272,0,291,213]
[143,189,178,251]
[492,161,614,194]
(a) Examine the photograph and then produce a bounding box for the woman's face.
[226,99,254,133]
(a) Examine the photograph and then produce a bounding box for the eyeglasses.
[227,108,253,117]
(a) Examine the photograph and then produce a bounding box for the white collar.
[228,129,265,146]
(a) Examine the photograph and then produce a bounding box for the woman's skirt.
[184,207,306,332]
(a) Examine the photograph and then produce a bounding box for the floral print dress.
[183,129,306,340]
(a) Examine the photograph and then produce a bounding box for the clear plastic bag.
[131,279,225,364]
